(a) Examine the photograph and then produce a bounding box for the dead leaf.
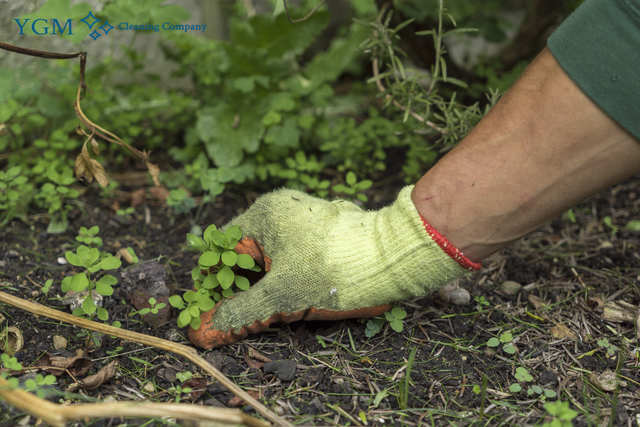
[75,139,109,188]
[40,349,92,377]
[1,326,24,355]
[53,335,67,350]
[130,188,146,206]
[602,301,636,324]
[227,390,260,407]
[550,323,577,340]
[117,248,135,264]
[80,360,117,390]
[183,377,207,401]
[590,370,623,392]
[528,294,548,311]
[149,185,170,204]
[90,138,100,155]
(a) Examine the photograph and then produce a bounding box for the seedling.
[169,224,260,329]
[76,225,103,247]
[596,337,619,356]
[61,245,122,321]
[1,353,22,371]
[365,306,407,337]
[474,295,490,311]
[23,373,57,398]
[602,216,618,236]
[41,279,53,295]
[129,297,167,318]
[486,330,516,354]
[542,400,577,427]
[168,370,194,403]
[167,188,196,214]
[116,206,135,216]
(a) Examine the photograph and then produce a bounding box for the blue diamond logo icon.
[80,11,99,30]
[99,20,113,35]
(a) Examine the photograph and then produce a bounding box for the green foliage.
[486,330,515,354]
[166,189,196,214]
[365,306,407,337]
[596,337,619,356]
[61,236,122,321]
[130,297,167,318]
[332,172,372,203]
[169,224,260,329]
[76,225,103,247]
[23,373,57,398]
[541,400,578,427]
[0,166,33,226]
[1,353,22,371]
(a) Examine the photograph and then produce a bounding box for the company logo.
[14,11,206,41]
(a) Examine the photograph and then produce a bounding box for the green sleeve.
[548,0,640,140]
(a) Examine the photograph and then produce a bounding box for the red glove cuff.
[419,215,482,271]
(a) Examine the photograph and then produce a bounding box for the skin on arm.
[412,47,640,263]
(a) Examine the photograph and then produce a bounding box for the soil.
[1,175,639,426]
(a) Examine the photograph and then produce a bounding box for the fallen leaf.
[602,301,636,324]
[183,377,207,401]
[590,370,622,392]
[40,349,92,377]
[227,390,260,407]
[75,138,109,188]
[550,323,577,340]
[80,360,117,390]
[1,326,24,355]
[528,294,548,311]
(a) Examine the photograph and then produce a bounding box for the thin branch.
[371,57,446,134]
[0,376,267,427]
[0,41,160,187]
[282,0,326,23]
[0,289,291,427]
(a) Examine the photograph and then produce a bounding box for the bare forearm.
[412,48,640,262]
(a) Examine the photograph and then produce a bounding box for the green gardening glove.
[188,186,480,349]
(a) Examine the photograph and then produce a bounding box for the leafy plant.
[76,225,103,247]
[61,245,122,321]
[596,337,619,357]
[129,297,167,319]
[541,400,578,427]
[116,206,135,216]
[23,373,57,399]
[169,224,259,329]
[486,330,516,354]
[0,166,33,226]
[166,188,196,215]
[365,306,407,337]
[332,172,372,203]
[168,370,194,403]
[1,353,22,371]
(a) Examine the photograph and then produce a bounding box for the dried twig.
[0,375,267,427]
[0,289,291,426]
[0,41,160,187]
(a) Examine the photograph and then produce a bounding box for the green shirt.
[548,0,640,140]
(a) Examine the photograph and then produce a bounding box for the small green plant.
[168,370,193,403]
[474,295,490,311]
[76,225,103,247]
[625,219,640,231]
[61,245,122,321]
[541,400,578,427]
[527,384,557,399]
[116,206,135,216]
[602,216,618,236]
[596,337,619,357]
[167,188,196,214]
[332,171,372,202]
[365,306,407,337]
[397,347,417,410]
[169,224,259,329]
[1,352,23,371]
[486,330,516,354]
[41,279,54,295]
[0,166,33,226]
[129,297,167,318]
[23,373,57,398]
[508,366,534,393]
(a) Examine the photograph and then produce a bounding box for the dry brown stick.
[0,289,291,427]
[371,57,446,134]
[0,375,267,427]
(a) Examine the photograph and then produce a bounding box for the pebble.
[500,280,522,296]
[264,359,297,381]
[439,283,471,305]
[53,335,67,350]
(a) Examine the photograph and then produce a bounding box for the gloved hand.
[188,186,480,349]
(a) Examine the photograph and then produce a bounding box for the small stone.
[142,382,155,393]
[438,283,470,305]
[264,359,297,381]
[57,256,67,265]
[165,328,184,343]
[53,335,67,350]
[500,280,522,296]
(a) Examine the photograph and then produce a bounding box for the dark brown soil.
[1,175,639,426]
